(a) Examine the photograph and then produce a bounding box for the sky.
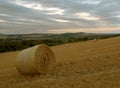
[0,0,120,34]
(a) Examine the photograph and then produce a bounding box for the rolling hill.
[0,36,120,88]
[0,32,119,40]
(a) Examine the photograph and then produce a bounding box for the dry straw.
[16,44,55,75]
[93,39,97,42]
[65,44,69,47]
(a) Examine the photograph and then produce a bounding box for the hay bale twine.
[16,44,55,75]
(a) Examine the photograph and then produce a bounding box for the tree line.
[0,39,63,53]
[0,34,119,53]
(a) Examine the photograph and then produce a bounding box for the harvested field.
[0,36,120,88]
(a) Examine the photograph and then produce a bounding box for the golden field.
[0,36,120,88]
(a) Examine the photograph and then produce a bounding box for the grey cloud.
[0,0,120,34]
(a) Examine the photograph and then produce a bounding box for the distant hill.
[0,32,119,40]
[0,32,120,53]
[0,33,5,35]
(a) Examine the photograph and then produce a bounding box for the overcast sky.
[0,0,120,34]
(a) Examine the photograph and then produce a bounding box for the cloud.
[0,19,6,23]
[74,12,100,20]
[0,14,11,17]
[10,22,30,24]
[114,15,120,18]
[81,0,102,5]
[48,27,120,33]
[51,19,70,23]
[13,0,65,15]
[16,18,42,23]
[0,0,120,34]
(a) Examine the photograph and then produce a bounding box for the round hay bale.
[16,44,55,75]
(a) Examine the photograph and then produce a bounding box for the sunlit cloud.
[51,19,70,23]
[13,0,65,15]
[114,15,120,18]
[10,22,29,24]
[0,19,6,23]
[0,14,10,17]
[17,18,41,23]
[81,0,102,5]
[74,12,100,20]
[48,27,120,33]
[46,8,64,15]
[0,0,120,34]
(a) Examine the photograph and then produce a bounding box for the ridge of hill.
[0,32,119,40]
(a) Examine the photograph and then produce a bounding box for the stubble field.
[0,36,120,88]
